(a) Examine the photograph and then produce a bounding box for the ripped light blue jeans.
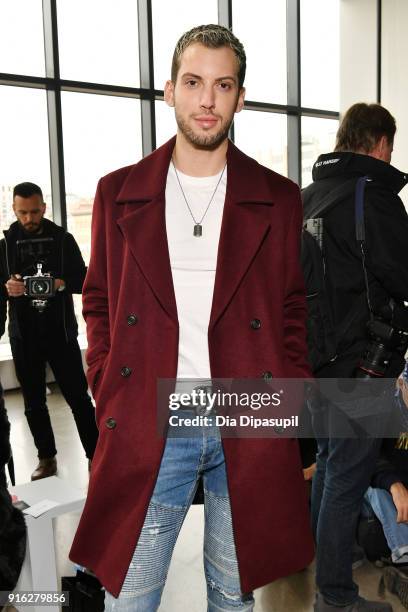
[104,414,254,611]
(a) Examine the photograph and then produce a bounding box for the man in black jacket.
[303,103,408,612]
[0,182,98,480]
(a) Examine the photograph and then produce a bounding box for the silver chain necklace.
[172,159,227,237]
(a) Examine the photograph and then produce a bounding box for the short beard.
[175,111,233,150]
[18,220,42,234]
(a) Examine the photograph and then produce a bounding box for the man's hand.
[390,482,408,523]
[303,462,316,481]
[5,274,25,297]
[54,279,65,291]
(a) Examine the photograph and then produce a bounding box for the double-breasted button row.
[120,366,132,378]
[127,314,138,326]
[106,417,116,429]
[262,371,273,380]
[250,318,261,330]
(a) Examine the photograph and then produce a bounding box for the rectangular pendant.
[193,224,202,237]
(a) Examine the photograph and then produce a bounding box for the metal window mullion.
[42,0,67,228]
[138,0,155,154]
[218,0,234,140]
[286,0,301,184]
[218,0,232,29]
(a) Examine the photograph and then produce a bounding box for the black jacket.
[0,383,27,593]
[371,435,408,491]
[0,218,86,342]
[302,152,408,376]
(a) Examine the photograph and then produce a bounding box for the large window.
[0,0,340,345]
[234,110,288,177]
[0,1,45,76]
[0,87,52,231]
[152,0,218,90]
[232,0,287,105]
[301,0,340,112]
[301,116,339,187]
[57,0,140,87]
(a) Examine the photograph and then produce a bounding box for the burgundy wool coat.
[69,137,315,597]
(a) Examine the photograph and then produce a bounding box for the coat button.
[262,371,273,380]
[120,366,132,378]
[127,314,138,326]
[250,318,261,330]
[106,417,116,429]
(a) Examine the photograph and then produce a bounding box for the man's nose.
[199,84,215,110]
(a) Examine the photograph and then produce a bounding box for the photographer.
[303,103,408,611]
[0,182,98,480]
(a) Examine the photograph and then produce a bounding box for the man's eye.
[219,82,231,90]
[185,80,197,87]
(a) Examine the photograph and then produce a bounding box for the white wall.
[340,0,408,207]
[381,0,408,200]
[340,0,378,114]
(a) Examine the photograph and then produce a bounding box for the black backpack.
[301,176,371,373]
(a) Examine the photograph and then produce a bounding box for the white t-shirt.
[165,163,227,380]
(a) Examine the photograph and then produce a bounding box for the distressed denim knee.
[204,491,254,612]
[104,501,186,611]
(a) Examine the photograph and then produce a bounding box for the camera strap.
[354,175,374,320]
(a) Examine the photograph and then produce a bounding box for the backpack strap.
[304,177,359,220]
[355,176,372,241]
[354,176,374,319]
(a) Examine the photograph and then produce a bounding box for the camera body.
[356,310,408,379]
[24,263,55,300]
[16,238,56,312]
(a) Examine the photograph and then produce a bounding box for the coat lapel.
[116,138,178,323]
[209,142,274,329]
[114,137,274,329]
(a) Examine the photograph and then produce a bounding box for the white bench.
[10,476,86,612]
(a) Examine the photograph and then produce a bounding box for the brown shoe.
[31,457,57,481]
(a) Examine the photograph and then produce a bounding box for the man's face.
[13,195,46,233]
[164,43,245,149]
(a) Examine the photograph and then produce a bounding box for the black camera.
[356,304,408,379]
[16,237,55,312]
[23,263,55,311]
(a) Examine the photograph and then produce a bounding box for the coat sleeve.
[364,190,408,302]
[61,233,87,294]
[82,179,111,394]
[283,184,313,379]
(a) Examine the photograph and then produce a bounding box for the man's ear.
[164,80,175,108]
[235,87,246,114]
[379,135,388,155]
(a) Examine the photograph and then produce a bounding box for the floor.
[5,384,405,611]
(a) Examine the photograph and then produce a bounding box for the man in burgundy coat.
[70,24,314,610]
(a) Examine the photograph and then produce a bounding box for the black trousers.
[10,332,98,460]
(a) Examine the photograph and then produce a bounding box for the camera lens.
[32,279,50,295]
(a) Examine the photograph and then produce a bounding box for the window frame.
[0,0,342,231]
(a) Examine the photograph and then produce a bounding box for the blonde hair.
[171,24,246,88]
